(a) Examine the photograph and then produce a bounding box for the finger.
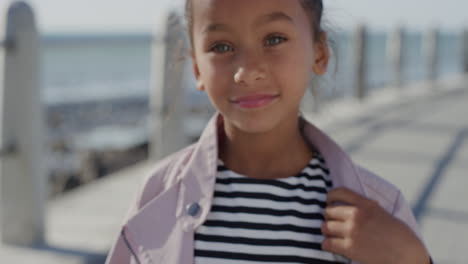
[321,220,347,238]
[321,237,349,256]
[324,204,356,221]
[327,187,366,206]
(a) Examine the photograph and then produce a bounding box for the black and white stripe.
[194,153,349,264]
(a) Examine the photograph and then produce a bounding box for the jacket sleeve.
[105,180,147,264]
[392,191,436,263]
[105,171,165,264]
[355,165,433,263]
[356,165,423,238]
[105,229,138,264]
[392,190,423,240]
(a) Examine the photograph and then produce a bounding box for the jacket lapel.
[123,114,220,263]
[301,117,368,197]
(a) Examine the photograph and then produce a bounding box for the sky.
[24,0,468,34]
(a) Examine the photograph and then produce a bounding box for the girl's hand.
[321,188,431,264]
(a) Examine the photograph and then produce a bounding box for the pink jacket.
[105,113,422,264]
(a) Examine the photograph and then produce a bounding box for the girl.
[106,0,432,263]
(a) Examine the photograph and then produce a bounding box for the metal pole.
[0,1,46,246]
[463,29,468,74]
[353,24,367,100]
[149,11,189,161]
[424,28,439,84]
[388,26,404,88]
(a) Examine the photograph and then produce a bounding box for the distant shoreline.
[41,33,155,45]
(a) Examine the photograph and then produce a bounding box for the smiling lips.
[230,94,280,109]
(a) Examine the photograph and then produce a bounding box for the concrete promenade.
[1,76,467,263]
[312,76,468,264]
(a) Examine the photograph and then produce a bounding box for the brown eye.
[210,43,234,53]
[265,35,287,46]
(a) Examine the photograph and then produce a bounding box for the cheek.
[199,57,230,82]
[198,58,233,99]
[271,35,313,70]
[269,47,312,93]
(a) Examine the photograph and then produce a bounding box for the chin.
[227,113,283,135]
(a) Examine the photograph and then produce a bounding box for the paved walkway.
[1,161,154,263]
[1,76,467,263]
[313,77,468,264]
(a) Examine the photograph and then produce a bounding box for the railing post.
[149,11,189,161]
[353,24,368,100]
[424,28,439,84]
[388,26,404,88]
[0,1,46,246]
[463,29,468,74]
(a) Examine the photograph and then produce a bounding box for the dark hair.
[299,0,324,40]
[184,0,325,48]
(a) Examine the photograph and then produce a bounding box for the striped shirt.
[194,152,350,264]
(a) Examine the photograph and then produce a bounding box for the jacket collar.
[178,113,368,229]
[299,116,368,195]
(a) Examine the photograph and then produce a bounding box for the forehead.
[192,0,307,31]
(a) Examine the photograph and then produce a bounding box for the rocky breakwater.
[46,97,150,197]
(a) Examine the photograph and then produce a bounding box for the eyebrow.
[256,11,294,27]
[202,11,294,34]
[203,23,230,34]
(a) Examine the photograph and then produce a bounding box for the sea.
[41,31,464,153]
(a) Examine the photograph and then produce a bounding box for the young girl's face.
[191,0,329,134]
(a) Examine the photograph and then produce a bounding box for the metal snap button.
[138,245,144,253]
[186,202,201,217]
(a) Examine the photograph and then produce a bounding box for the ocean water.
[42,35,153,105]
[41,32,463,105]
[327,31,463,99]
[41,32,464,150]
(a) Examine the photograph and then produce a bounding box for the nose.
[234,50,267,85]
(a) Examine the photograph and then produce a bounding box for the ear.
[312,32,330,76]
[191,50,205,92]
